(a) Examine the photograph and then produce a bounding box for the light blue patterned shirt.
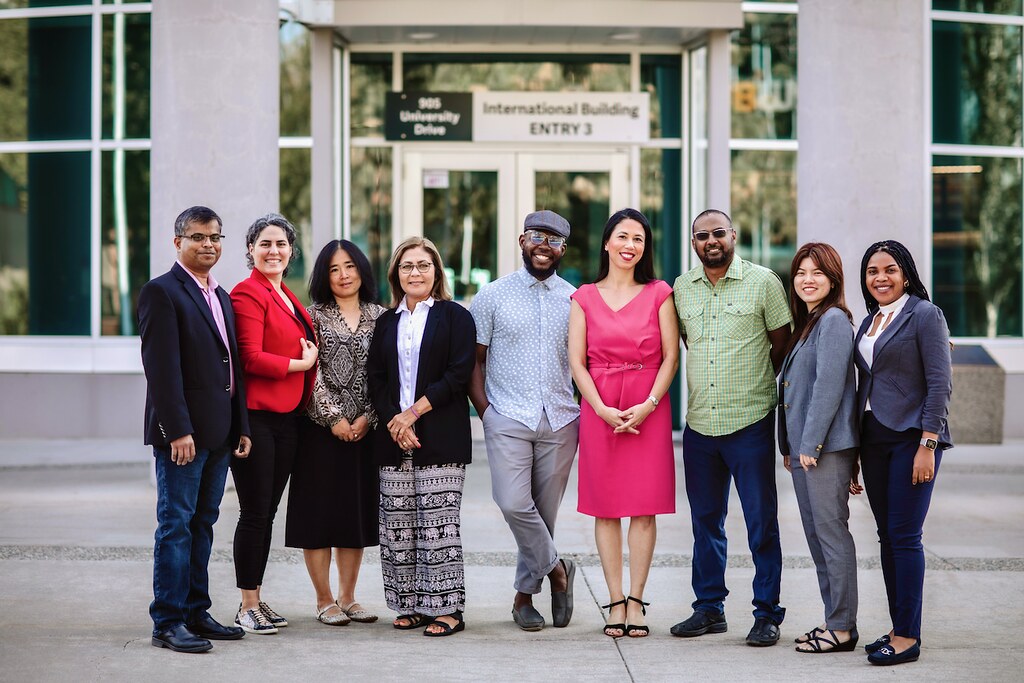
[470,268,579,431]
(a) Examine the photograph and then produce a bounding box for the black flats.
[867,638,921,665]
[670,610,728,637]
[864,633,891,653]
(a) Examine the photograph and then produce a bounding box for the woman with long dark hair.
[854,240,952,666]
[777,242,861,653]
[568,208,678,638]
[285,240,385,626]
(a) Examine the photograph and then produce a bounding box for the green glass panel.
[731,13,797,140]
[730,149,797,280]
[404,54,629,93]
[933,1,1023,13]
[422,170,498,302]
[933,155,1022,336]
[100,150,149,336]
[535,171,610,287]
[641,54,681,139]
[0,16,91,142]
[0,1,89,7]
[349,146,392,303]
[933,21,1022,146]
[280,21,311,137]
[279,147,313,304]
[102,13,151,139]
[0,151,91,335]
[351,53,392,138]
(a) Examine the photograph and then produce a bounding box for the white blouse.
[858,292,910,412]
[395,295,435,411]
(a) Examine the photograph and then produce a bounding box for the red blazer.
[230,269,315,414]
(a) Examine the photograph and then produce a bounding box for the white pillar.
[310,27,338,252]
[797,0,927,319]
[150,0,280,289]
[705,29,733,216]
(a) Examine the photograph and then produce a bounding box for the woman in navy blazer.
[854,240,952,666]
[367,236,476,637]
[229,213,318,635]
[778,243,861,654]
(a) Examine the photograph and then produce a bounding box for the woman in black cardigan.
[367,236,476,637]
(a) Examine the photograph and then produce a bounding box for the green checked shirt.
[673,255,792,437]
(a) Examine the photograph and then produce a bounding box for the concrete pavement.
[1,433,1022,682]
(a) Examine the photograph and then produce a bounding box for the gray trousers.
[790,447,859,630]
[482,408,579,594]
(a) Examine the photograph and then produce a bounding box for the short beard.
[522,250,562,279]
[699,245,733,268]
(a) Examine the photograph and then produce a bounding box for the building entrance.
[401,149,629,299]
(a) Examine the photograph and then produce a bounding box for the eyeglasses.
[525,230,565,249]
[398,261,434,274]
[692,228,730,242]
[183,232,224,244]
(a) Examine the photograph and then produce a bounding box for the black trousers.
[230,410,298,590]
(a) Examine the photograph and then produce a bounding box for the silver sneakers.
[235,605,278,635]
[258,601,288,628]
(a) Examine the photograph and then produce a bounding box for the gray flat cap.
[523,210,570,238]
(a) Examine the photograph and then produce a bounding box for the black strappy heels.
[602,598,627,638]
[626,596,650,638]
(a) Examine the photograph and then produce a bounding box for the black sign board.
[385,92,473,141]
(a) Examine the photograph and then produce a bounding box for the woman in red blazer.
[229,213,317,635]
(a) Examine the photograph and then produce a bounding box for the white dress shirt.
[395,295,435,411]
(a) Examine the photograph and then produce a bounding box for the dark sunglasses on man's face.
[692,228,730,242]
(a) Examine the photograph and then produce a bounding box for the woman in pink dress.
[568,208,679,639]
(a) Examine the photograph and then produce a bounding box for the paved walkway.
[0,435,1022,681]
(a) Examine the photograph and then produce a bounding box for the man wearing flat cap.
[469,210,580,631]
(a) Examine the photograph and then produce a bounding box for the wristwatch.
[919,437,938,450]
[647,395,659,407]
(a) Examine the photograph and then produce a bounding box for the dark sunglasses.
[693,228,730,242]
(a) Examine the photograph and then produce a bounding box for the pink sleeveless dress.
[572,280,676,518]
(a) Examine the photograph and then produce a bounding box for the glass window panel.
[0,1,89,7]
[0,16,91,142]
[102,13,151,139]
[641,54,681,139]
[279,147,313,303]
[933,1,1023,13]
[731,12,797,140]
[100,150,149,336]
[403,54,630,93]
[280,21,311,137]
[730,149,797,280]
[641,147,682,283]
[933,155,1022,336]
[0,151,90,335]
[933,21,1022,147]
[422,170,497,301]
[535,171,610,287]
[349,146,392,303]
[351,53,392,138]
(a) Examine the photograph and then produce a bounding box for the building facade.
[0,0,1021,439]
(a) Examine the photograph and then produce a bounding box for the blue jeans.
[860,412,942,640]
[682,412,785,623]
[150,444,230,634]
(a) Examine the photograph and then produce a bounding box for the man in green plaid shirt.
[670,209,792,647]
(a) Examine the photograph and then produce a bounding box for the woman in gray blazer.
[777,242,861,654]
[854,240,952,666]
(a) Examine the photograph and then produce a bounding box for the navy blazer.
[854,295,953,449]
[138,263,250,450]
[778,307,859,458]
[367,299,476,467]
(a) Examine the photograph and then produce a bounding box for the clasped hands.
[330,415,370,443]
[387,409,421,450]
[596,400,655,435]
[782,453,864,496]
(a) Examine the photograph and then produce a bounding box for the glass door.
[402,149,629,298]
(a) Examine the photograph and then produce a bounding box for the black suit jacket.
[367,299,476,467]
[138,263,250,449]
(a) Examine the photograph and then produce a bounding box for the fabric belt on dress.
[590,362,657,372]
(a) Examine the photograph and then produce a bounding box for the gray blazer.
[778,307,859,458]
[854,295,953,449]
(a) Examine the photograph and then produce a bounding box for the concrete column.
[705,29,732,215]
[310,28,337,251]
[150,0,280,290]
[797,0,926,319]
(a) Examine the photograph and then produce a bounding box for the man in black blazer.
[138,206,251,653]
